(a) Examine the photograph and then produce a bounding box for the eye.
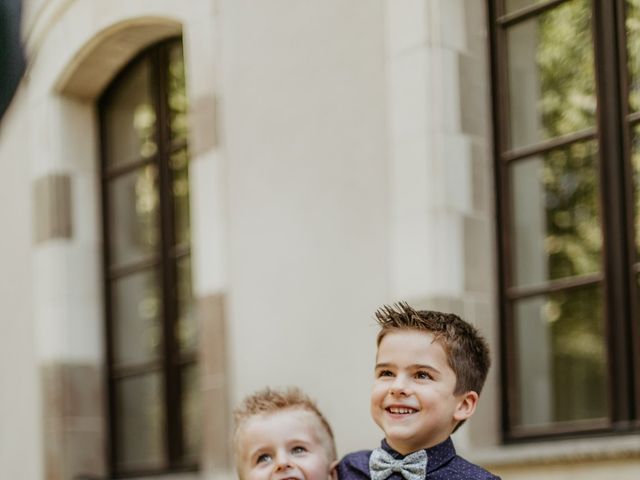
[291,445,307,455]
[377,369,394,378]
[415,370,432,380]
[256,453,272,465]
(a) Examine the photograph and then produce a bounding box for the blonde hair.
[233,387,337,469]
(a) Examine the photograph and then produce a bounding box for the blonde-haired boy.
[234,387,338,480]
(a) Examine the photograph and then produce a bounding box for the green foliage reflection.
[542,142,601,281]
[539,1,606,424]
[626,0,640,110]
[512,0,608,426]
[538,0,595,139]
[548,287,607,422]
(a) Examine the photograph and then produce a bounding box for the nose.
[389,374,409,396]
[273,451,293,472]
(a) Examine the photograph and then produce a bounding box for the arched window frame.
[98,36,198,477]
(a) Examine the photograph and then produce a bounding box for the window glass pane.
[112,269,162,366]
[176,256,196,353]
[505,0,548,14]
[506,0,595,149]
[513,285,608,428]
[109,165,160,266]
[115,373,165,470]
[181,364,201,463]
[626,0,640,112]
[170,148,191,246]
[630,124,640,258]
[168,43,188,144]
[103,59,157,167]
[510,140,602,287]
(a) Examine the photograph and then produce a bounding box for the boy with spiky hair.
[234,387,338,480]
[338,302,500,480]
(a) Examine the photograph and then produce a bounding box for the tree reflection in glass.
[630,126,640,255]
[505,0,547,15]
[510,141,602,287]
[507,0,595,149]
[181,364,201,463]
[626,0,640,111]
[168,44,188,144]
[113,269,162,365]
[508,0,608,428]
[104,59,157,167]
[171,148,191,246]
[109,165,160,266]
[116,373,165,469]
[514,286,607,427]
[176,256,197,353]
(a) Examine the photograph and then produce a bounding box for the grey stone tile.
[470,139,493,214]
[458,51,490,138]
[190,94,219,156]
[198,293,231,470]
[41,363,106,480]
[463,215,494,294]
[34,174,72,244]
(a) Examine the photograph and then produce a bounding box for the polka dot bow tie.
[369,448,428,480]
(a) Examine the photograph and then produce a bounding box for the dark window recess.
[99,38,200,476]
[488,0,640,440]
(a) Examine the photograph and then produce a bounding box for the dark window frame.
[98,37,197,477]
[487,0,640,442]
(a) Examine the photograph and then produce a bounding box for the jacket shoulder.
[337,450,372,480]
[450,455,500,479]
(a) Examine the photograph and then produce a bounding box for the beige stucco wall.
[1,0,640,479]
[0,91,43,480]
[220,0,388,456]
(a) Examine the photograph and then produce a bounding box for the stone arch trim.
[55,17,181,100]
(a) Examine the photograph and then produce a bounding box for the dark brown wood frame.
[488,0,640,441]
[98,38,197,477]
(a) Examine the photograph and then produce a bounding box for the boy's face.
[370,329,477,454]
[236,409,336,480]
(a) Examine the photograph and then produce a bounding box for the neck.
[385,434,449,455]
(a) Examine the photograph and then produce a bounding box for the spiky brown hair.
[375,302,491,397]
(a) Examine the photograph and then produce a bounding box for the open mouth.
[386,406,418,415]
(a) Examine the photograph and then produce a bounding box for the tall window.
[99,38,200,475]
[489,0,640,440]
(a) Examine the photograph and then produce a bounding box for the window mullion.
[153,43,183,467]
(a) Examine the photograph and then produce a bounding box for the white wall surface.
[220,0,389,456]
[0,93,43,480]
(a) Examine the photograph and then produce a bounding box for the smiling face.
[370,329,478,454]
[237,409,336,480]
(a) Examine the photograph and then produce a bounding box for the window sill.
[467,434,640,468]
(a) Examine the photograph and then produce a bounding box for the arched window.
[99,38,199,476]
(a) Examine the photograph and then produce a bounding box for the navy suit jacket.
[338,438,500,480]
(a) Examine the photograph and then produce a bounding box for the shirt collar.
[379,437,456,473]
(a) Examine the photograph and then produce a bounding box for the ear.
[453,390,479,422]
[329,460,339,480]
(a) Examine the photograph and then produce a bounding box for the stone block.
[385,0,427,56]
[33,173,72,244]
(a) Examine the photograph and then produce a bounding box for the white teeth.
[388,407,416,414]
